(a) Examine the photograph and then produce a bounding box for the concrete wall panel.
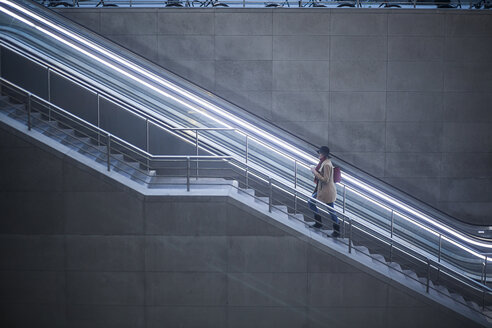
[442,123,492,152]
[0,147,63,192]
[308,272,388,307]
[216,60,272,91]
[158,12,214,35]
[443,93,492,123]
[440,178,492,202]
[273,61,330,91]
[215,13,272,35]
[0,191,65,234]
[158,36,214,61]
[67,272,144,305]
[216,36,272,60]
[0,303,66,328]
[330,61,386,91]
[228,307,308,328]
[388,13,444,36]
[446,14,492,37]
[146,272,226,305]
[386,92,442,122]
[101,12,157,35]
[145,200,228,235]
[65,191,144,234]
[146,306,226,328]
[67,305,144,328]
[445,37,492,62]
[386,122,442,152]
[67,236,144,271]
[274,36,329,60]
[330,92,385,121]
[385,152,441,178]
[388,36,443,61]
[228,236,307,273]
[388,62,443,92]
[273,13,330,35]
[272,91,329,122]
[329,122,385,152]
[444,62,492,92]
[228,272,307,306]
[331,36,387,60]
[145,236,228,272]
[0,271,66,303]
[0,236,64,270]
[331,13,387,36]
[309,308,387,328]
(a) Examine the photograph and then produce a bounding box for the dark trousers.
[308,192,339,231]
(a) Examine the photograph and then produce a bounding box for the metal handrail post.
[245,135,249,188]
[426,258,431,293]
[390,210,394,239]
[269,178,273,213]
[27,93,32,131]
[186,157,190,191]
[349,220,352,254]
[195,130,199,180]
[483,257,488,285]
[106,134,111,171]
[342,185,346,214]
[356,0,360,7]
[437,234,442,281]
[389,243,393,262]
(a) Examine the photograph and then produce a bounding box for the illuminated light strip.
[2,0,316,164]
[343,173,492,249]
[0,5,237,131]
[442,235,486,260]
[4,1,492,254]
[3,0,315,168]
[393,211,440,237]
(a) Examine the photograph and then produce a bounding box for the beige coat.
[313,158,337,204]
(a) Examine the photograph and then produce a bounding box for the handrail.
[3,76,492,320]
[1,0,492,291]
[0,17,489,264]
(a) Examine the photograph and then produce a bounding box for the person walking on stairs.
[309,146,340,237]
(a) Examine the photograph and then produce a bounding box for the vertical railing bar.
[342,184,346,214]
[269,178,273,213]
[437,234,442,282]
[294,160,298,189]
[348,220,352,254]
[195,130,199,180]
[97,93,100,146]
[186,157,190,192]
[426,258,431,293]
[390,210,394,239]
[27,93,32,131]
[146,119,150,172]
[47,68,51,122]
[106,134,111,171]
[245,135,249,189]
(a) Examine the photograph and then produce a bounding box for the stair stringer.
[0,107,490,328]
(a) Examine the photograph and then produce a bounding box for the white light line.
[2,0,316,163]
[343,174,492,250]
[3,0,491,255]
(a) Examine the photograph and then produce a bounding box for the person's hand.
[310,166,316,174]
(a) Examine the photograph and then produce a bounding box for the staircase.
[1,91,491,327]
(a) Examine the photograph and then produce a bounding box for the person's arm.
[313,165,330,183]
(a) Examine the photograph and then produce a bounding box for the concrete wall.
[0,121,479,327]
[55,8,492,225]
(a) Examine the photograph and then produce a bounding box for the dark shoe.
[311,223,322,229]
[331,231,340,238]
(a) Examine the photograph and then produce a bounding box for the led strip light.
[1,0,491,261]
